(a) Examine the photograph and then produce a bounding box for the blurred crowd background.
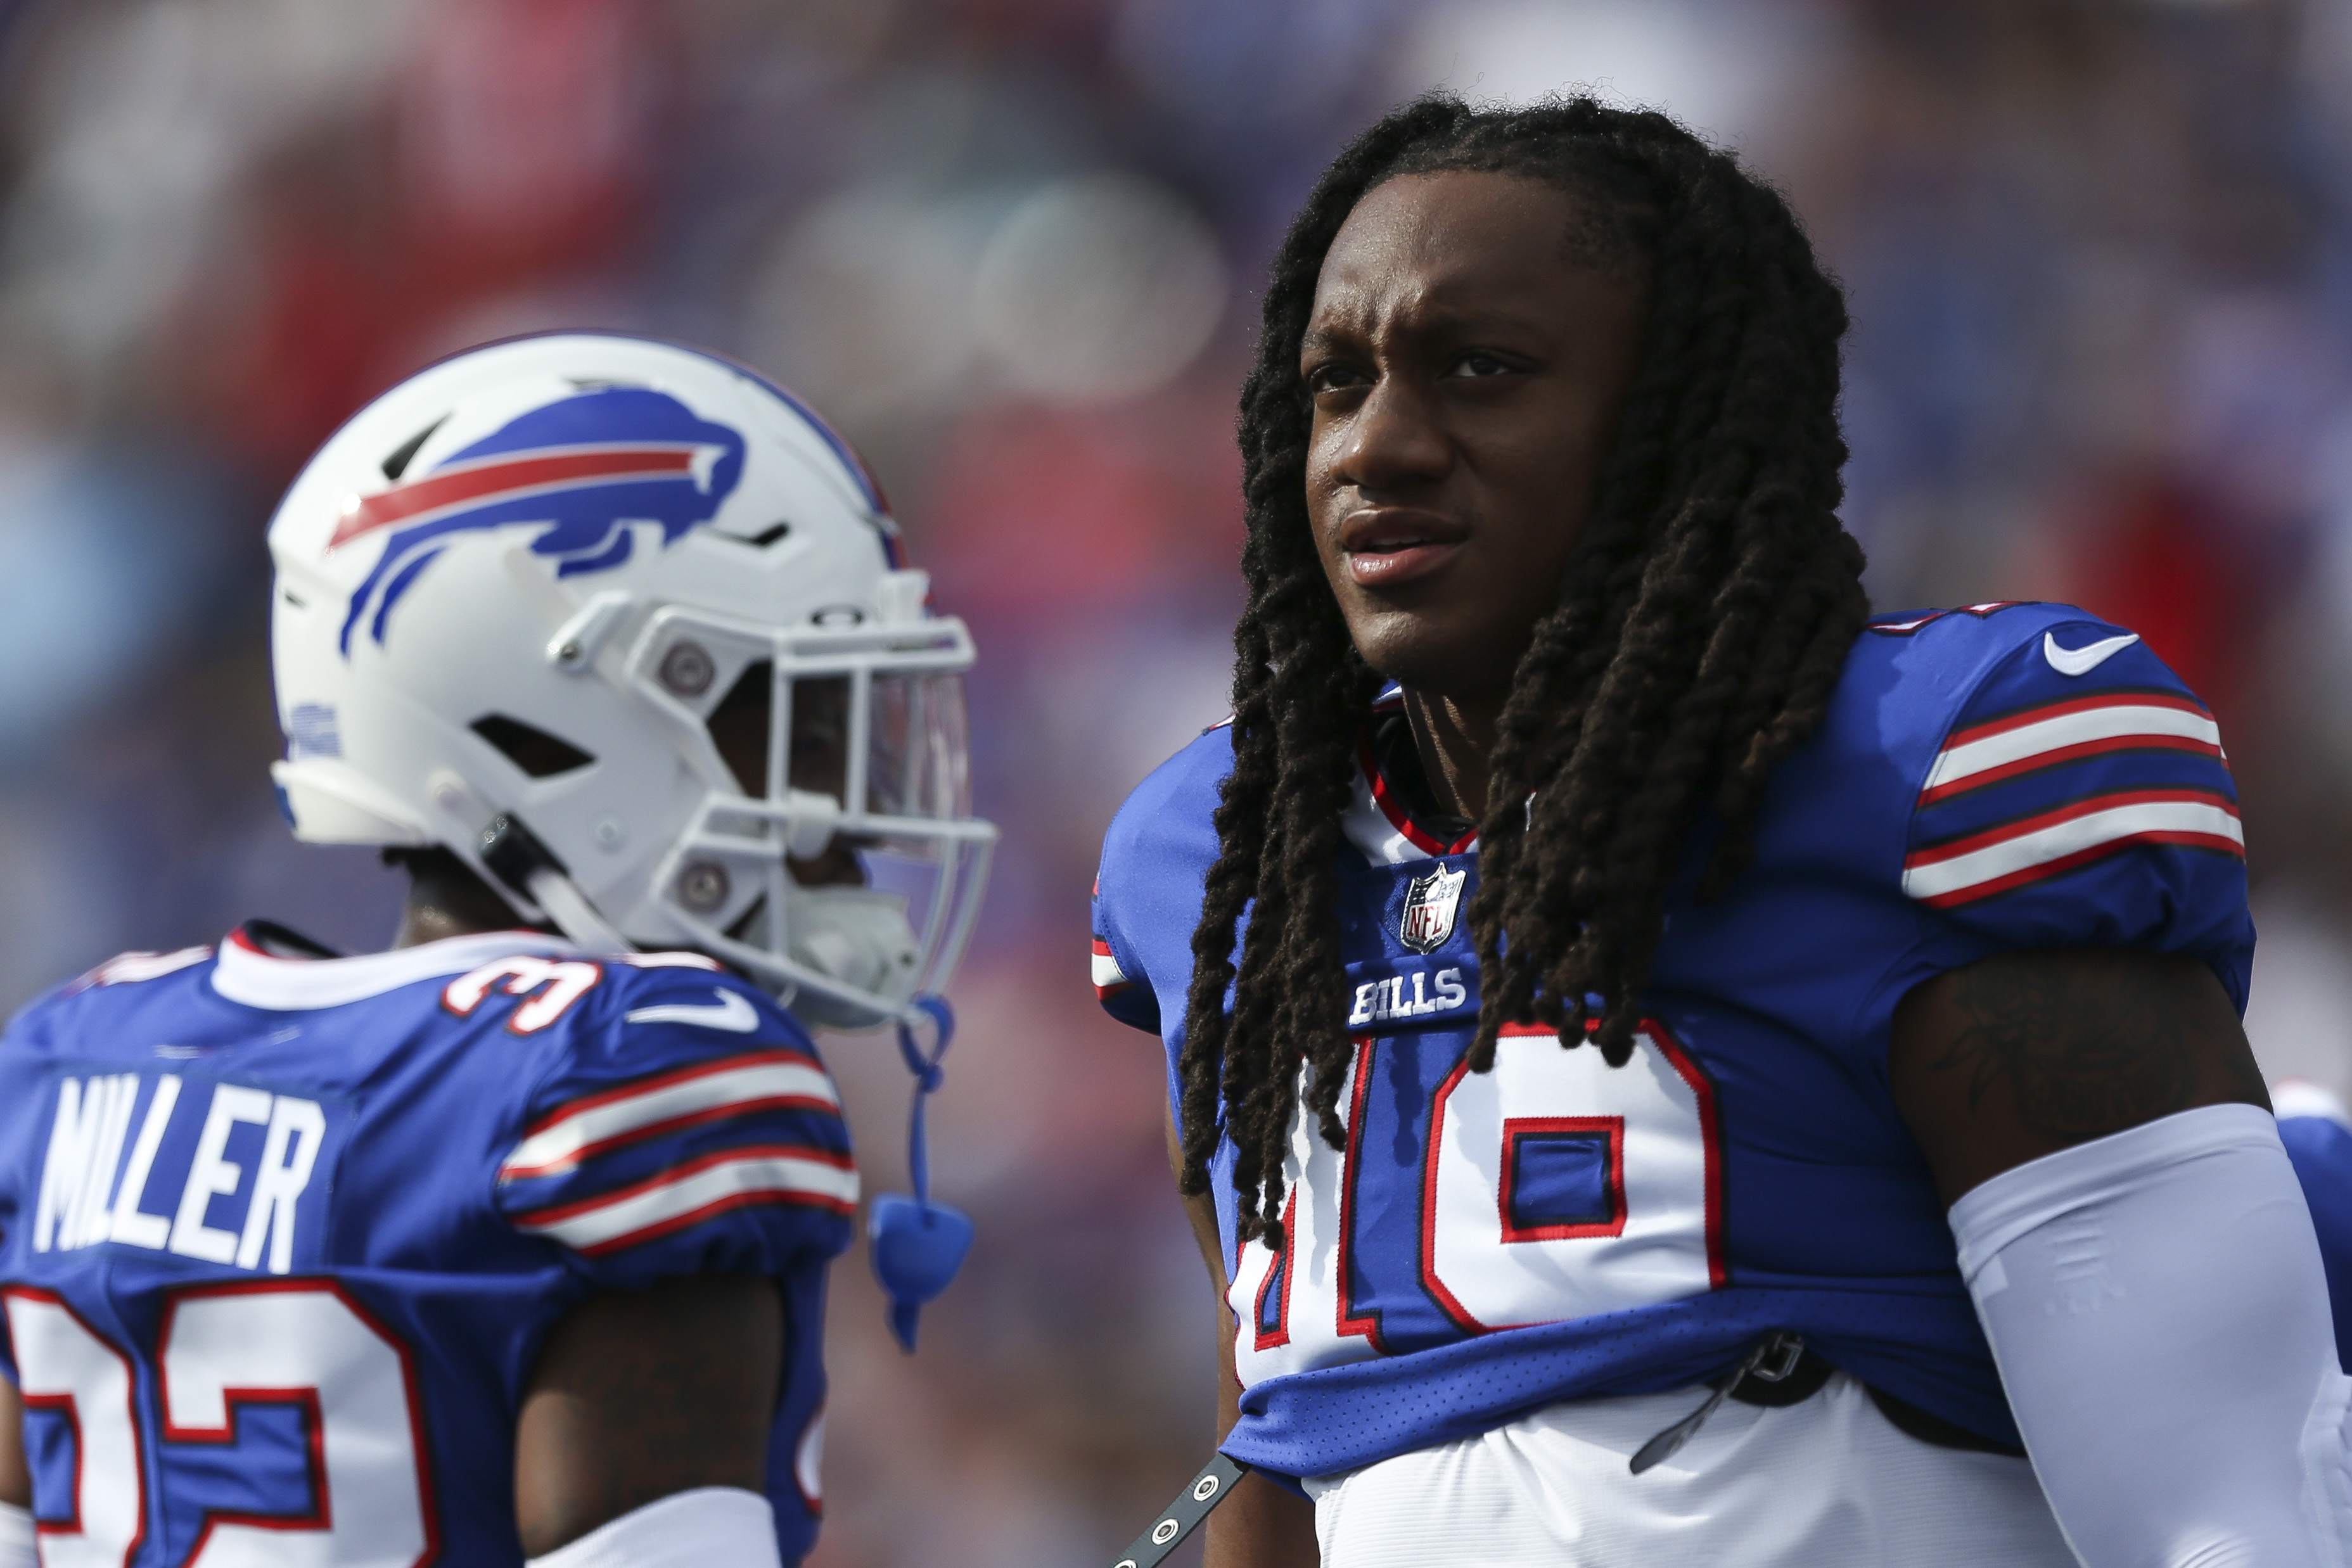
[0,0,2346,1562]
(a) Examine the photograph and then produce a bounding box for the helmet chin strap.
[477,811,931,1024]
[476,814,634,956]
[523,865,634,957]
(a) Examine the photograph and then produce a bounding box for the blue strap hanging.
[866,994,975,1353]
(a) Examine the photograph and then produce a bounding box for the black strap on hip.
[1104,1451,1252,1568]
[1630,1330,1811,1472]
[1632,1333,2027,1470]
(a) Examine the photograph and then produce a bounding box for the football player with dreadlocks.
[1092,97,2341,1565]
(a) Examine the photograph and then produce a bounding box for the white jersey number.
[1422,1021,1725,1331]
[3,1289,144,1568]
[5,1282,433,1567]
[1230,1020,1725,1384]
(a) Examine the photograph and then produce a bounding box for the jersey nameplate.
[30,1069,345,1275]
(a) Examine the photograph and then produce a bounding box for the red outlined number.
[1251,1190,1299,1352]
[1230,1017,1727,1383]
[1495,1116,1625,1244]
[2,1287,146,1568]
[441,958,602,1033]
[158,1280,438,1568]
[1,1282,439,1568]
[1421,1018,1724,1334]
[1332,1037,1384,1351]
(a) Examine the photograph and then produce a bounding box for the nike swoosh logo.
[2043,630,2139,677]
[625,988,760,1032]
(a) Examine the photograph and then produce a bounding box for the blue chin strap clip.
[867,994,974,1353]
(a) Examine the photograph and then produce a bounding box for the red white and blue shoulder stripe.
[1900,620,2242,908]
[1091,877,1163,1035]
[1091,935,1132,1002]
[494,971,855,1272]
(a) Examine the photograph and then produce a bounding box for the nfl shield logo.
[1398,864,1467,954]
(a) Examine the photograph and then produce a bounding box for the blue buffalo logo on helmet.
[331,386,747,654]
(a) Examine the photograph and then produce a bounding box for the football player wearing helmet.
[0,333,993,1567]
[1092,98,2341,1566]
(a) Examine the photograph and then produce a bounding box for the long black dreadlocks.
[1175,96,1869,1244]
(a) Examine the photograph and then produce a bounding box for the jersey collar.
[210,924,582,1011]
[1343,688,1480,865]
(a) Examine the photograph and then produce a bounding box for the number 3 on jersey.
[4,1282,433,1568]
[1231,1019,1725,1383]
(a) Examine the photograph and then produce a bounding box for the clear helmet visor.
[866,671,974,823]
[784,672,973,827]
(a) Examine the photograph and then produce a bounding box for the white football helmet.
[267,332,995,1029]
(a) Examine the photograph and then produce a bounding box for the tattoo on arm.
[1933,950,2258,1141]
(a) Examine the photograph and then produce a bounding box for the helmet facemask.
[622,600,993,1030]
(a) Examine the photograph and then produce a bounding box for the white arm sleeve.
[0,1500,31,1568]
[523,1487,783,1568]
[1951,1103,2351,1567]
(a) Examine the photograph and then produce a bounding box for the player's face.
[1301,171,1649,701]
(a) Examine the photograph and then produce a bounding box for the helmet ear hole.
[469,714,596,778]
[708,660,772,795]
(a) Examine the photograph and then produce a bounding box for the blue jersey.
[1092,601,2253,1482]
[0,927,854,1566]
